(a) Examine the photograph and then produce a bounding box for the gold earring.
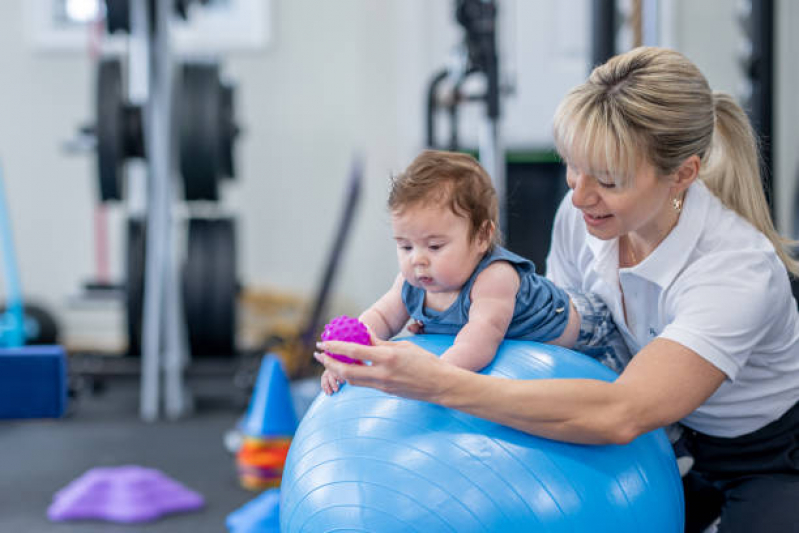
[672,196,683,213]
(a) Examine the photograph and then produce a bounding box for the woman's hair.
[388,150,501,247]
[552,46,799,275]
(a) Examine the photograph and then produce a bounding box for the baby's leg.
[564,289,631,373]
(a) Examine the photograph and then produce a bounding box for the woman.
[316,47,799,532]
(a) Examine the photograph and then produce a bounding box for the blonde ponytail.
[701,93,799,276]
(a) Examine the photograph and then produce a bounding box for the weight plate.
[96,59,125,202]
[125,218,146,356]
[105,0,131,34]
[182,218,237,357]
[179,63,222,201]
[219,83,237,180]
[0,303,60,345]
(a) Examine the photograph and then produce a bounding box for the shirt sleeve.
[546,191,584,288]
[659,252,784,380]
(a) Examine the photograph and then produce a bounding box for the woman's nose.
[569,173,596,208]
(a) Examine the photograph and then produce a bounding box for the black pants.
[681,401,799,533]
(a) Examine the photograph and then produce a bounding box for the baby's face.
[391,203,489,295]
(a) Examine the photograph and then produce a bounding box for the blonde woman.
[317,48,799,532]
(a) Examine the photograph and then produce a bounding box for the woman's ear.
[673,154,701,194]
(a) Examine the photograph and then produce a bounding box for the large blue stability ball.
[281,335,684,532]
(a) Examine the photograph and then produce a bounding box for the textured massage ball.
[320,316,371,364]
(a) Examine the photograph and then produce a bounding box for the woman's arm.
[316,336,726,445]
[358,273,410,340]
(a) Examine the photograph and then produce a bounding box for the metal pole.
[592,0,616,69]
[478,115,505,232]
[749,0,775,219]
[137,0,160,421]
[140,0,190,420]
[154,0,191,420]
[0,161,25,347]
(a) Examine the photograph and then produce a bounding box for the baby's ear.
[478,220,495,249]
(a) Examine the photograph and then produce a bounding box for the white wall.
[0,2,98,339]
[0,0,796,349]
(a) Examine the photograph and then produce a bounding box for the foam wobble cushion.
[280,335,684,532]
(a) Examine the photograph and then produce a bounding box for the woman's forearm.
[319,337,724,446]
[432,367,641,445]
[319,338,654,445]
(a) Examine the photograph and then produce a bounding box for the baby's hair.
[389,150,501,247]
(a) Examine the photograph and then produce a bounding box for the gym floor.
[0,374,263,532]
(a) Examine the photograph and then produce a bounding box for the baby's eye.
[429,244,444,251]
[397,243,412,251]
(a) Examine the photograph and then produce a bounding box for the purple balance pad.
[47,465,205,523]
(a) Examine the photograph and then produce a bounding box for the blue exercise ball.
[280,335,684,532]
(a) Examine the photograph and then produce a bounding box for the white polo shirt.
[546,179,799,437]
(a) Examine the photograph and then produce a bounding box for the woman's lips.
[583,212,612,227]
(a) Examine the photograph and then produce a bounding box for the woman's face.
[565,159,677,244]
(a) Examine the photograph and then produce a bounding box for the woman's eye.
[597,181,616,189]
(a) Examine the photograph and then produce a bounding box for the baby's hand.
[321,369,344,395]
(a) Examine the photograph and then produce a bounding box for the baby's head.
[388,150,500,248]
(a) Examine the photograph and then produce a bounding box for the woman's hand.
[314,337,451,402]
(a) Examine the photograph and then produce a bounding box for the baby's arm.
[358,273,410,340]
[441,262,519,371]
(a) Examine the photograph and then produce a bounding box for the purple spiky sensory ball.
[321,316,370,364]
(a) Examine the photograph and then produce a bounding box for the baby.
[322,150,576,394]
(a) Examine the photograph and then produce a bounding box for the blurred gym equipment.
[427,0,505,229]
[67,0,243,420]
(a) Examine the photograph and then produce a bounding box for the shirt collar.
[584,180,709,289]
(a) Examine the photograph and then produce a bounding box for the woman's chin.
[585,226,618,240]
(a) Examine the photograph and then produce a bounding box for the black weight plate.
[125,218,146,356]
[0,303,60,345]
[105,0,131,34]
[182,218,237,357]
[123,104,145,159]
[207,219,237,355]
[219,83,237,180]
[96,59,125,202]
[179,63,221,201]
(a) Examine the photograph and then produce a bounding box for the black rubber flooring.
[0,376,261,532]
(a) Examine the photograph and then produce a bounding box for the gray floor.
[0,375,264,532]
